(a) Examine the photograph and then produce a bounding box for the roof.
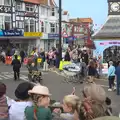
[69,18,93,23]
[93,15,120,39]
[23,0,57,6]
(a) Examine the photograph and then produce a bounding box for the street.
[0,63,120,116]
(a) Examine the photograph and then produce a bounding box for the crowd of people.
[0,81,118,120]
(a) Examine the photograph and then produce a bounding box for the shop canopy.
[0,36,40,40]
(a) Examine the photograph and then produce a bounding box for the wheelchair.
[27,67,42,84]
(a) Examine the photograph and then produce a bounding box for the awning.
[0,36,40,40]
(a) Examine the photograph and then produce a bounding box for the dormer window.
[16,2,22,11]
[51,8,55,16]
[25,4,35,12]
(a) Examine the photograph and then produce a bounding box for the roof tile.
[93,16,120,39]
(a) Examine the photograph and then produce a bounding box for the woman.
[108,61,116,92]
[9,82,34,120]
[79,83,108,120]
[88,60,96,83]
[25,85,52,120]
[0,82,8,120]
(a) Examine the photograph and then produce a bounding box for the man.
[108,61,116,92]
[81,48,89,65]
[12,55,21,81]
[20,50,25,64]
[115,62,120,95]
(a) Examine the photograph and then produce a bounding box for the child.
[53,95,81,120]
[0,82,8,120]
[25,85,52,120]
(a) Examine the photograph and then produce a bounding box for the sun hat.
[28,85,51,96]
[93,116,120,120]
[15,82,34,100]
[0,82,6,97]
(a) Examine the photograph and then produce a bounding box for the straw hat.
[28,85,51,96]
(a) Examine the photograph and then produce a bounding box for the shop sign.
[24,32,43,37]
[48,34,59,38]
[3,30,23,36]
[0,5,12,13]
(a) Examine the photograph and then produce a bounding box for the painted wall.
[93,40,120,59]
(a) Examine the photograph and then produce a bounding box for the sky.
[55,0,108,26]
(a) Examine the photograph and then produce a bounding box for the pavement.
[0,63,120,116]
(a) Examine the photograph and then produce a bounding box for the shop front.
[0,30,43,54]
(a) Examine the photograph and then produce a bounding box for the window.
[30,19,35,32]
[25,4,34,12]
[16,2,22,11]
[24,20,29,32]
[51,8,55,16]
[41,7,45,15]
[16,21,24,29]
[4,0,11,6]
[41,22,44,32]
[47,8,49,16]
[50,23,55,33]
[0,16,3,29]
[4,16,11,30]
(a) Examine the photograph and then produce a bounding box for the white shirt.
[9,101,33,120]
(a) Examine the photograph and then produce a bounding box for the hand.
[71,87,76,95]
[53,108,61,113]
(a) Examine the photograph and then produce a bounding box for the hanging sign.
[0,5,11,13]
[48,34,59,39]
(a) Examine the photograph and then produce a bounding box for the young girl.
[25,85,52,120]
[53,94,81,120]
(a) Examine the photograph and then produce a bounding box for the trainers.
[113,86,116,91]
[108,89,112,91]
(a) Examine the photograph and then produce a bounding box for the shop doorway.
[103,46,120,66]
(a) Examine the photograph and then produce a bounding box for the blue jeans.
[117,80,120,95]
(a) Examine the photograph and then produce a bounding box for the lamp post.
[59,0,62,61]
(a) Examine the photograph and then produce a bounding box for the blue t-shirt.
[115,66,120,80]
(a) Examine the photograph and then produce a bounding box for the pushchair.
[62,63,82,83]
[27,66,42,84]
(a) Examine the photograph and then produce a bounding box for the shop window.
[4,16,11,30]
[4,0,11,6]
[24,20,29,32]
[16,2,22,11]
[51,8,55,16]
[50,23,55,33]
[30,19,35,32]
[41,22,44,32]
[25,4,34,12]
